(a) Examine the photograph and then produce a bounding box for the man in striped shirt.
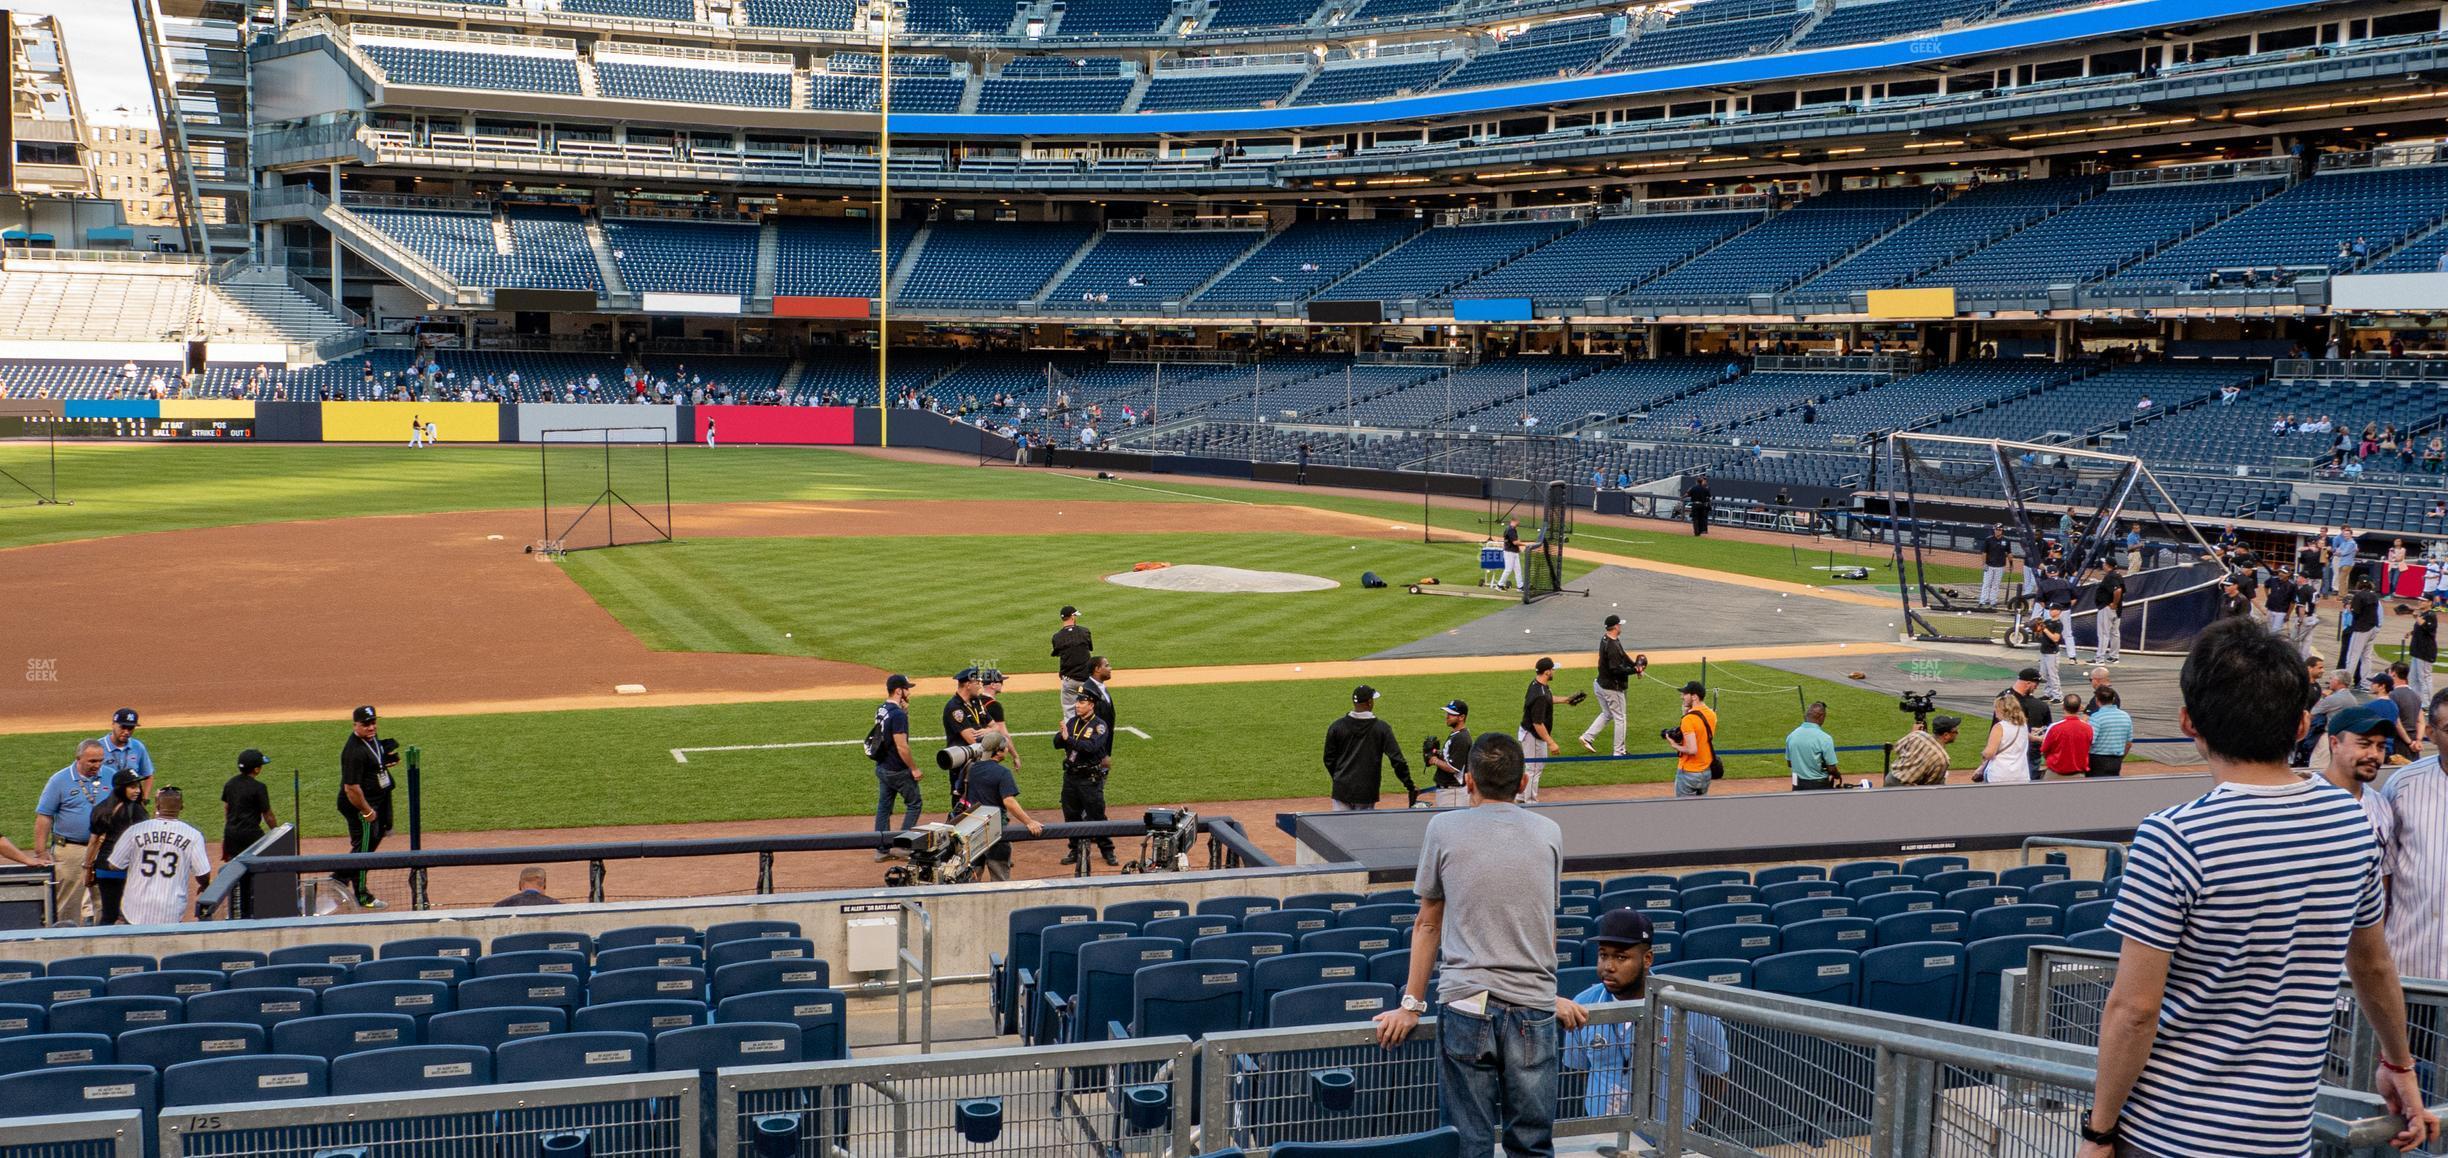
[2084,619,2436,1158]
[2381,691,2448,981]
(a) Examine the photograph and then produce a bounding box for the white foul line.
[672,725,1152,763]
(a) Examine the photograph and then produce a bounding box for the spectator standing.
[1323,685,1415,811]
[2378,694,2448,983]
[1670,681,1718,798]
[2123,524,2143,573]
[1373,733,1586,1158]
[2333,525,2361,597]
[2087,688,2133,778]
[495,866,559,907]
[2322,707,2400,875]
[34,739,110,925]
[2043,694,2094,777]
[1784,702,1842,790]
[1886,716,1958,786]
[1978,694,2030,784]
[219,749,276,864]
[96,709,153,801]
[103,787,210,927]
[83,771,147,925]
[2386,540,2410,595]
[1051,606,1094,712]
[1561,909,1728,1142]
[1518,659,1560,802]
[2081,619,2435,1158]
[870,675,922,860]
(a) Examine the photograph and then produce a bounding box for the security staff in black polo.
[943,667,991,815]
[1052,694,1116,866]
[1084,656,1116,731]
[336,705,397,911]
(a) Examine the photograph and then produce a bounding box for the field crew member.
[1579,616,1636,756]
[106,787,211,926]
[220,748,276,864]
[34,739,110,925]
[97,708,154,801]
[1324,685,1416,810]
[1425,700,1472,808]
[336,705,397,911]
[1052,605,1094,712]
[1053,694,1117,866]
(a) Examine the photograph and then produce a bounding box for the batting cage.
[538,426,674,554]
[0,415,66,508]
[1871,432,2228,654]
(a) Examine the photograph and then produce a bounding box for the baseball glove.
[1564,692,1589,707]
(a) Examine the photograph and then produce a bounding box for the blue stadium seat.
[1651,931,1682,966]
[1249,953,1370,1028]
[492,930,594,957]
[0,1003,42,1040]
[1759,879,1841,906]
[330,1044,491,1095]
[595,943,706,974]
[576,999,708,1037]
[1192,932,1298,967]
[1337,904,1416,931]
[711,958,833,1004]
[1645,911,1684,936]
[269,943,374,968]
[1971,904,2065,941]
[1282,892,1362,913]
[715,992,846,1060]
[591,966,709,1006]
[49,955,154,981]
[320,980,453,1023]
[50,995,182,1037]
[995,905,1097,1036]
[106,970,224,999]
[704,920,801,947]
[1554,896,1596,920]
[1368,888,1422,907]
[2029,880,2110,911]
[1301,928,1400,958]
[1769,897,1857,926]
[1842,874,1924,901]
[273,1013,417,1061]
[231,963,351,991]
[1678,883,1759,909]
[1024,921,1133,1044]
[162,949,265,975]
[1897,856,1970,879]
[458,973,582,1013]
[498,1030,653,1081]
[2068,928,2122,952]
[1828,861,1901,885]
[351,956,471,985]
[116,1022,264,1070]
[1604,874,1677,892]
[1104,900,1192,927]
[1945,886,2025,912]
[2064,899,2117,937]
[655,1021,805,1068]
[187,988,317,1032]
[1556,939,1586,968]
[1596,888,1678,913]
[1682,924,1781,963]
[1554,915,1594,941]
[424,1006,566,1050]
[1918,870,1996,897]
[0,1065,155,1120]
[1367,950,1410,990]
[1557,966,1599,997]
[1781,917,1875,954]
[1998,865,2071,890]
[1961,935,2064,1028]
[0,960,41,983]
[1147,915,1239,945]
[707,937,818,974]
[1875,910,1969,946]
[1196,896,1277,919]
[1064,937,1190,1044]
[162,1053,327,1106]
[0,1032,112,1075]
[1114,960,1249,1041]
[1652,959,1751,987]
[1859,943,1966,1023]
[1754,949,1860,1006]
[1683,903,1771,931]
[1267,982,1397,1029]
[380,936,481,961]
[1678,869,1751,891]
[597,924,701,953]
[0,976,105,1006]
[1245,910,1339,939]
[1752,865,1828,888]
[473,949,590,982]
[1858,891,1945,921]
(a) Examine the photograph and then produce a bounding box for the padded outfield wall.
[39,402,1016,457]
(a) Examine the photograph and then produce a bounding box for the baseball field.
[0,441,1990,866]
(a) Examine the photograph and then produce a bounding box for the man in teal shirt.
[1785,701,1842,790]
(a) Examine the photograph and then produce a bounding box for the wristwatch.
[2079,1119,2120,1146]
[1399,994,1430,1014]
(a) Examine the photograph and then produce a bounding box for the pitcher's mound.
[1105,564,1340,594]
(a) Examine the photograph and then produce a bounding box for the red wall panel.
[696,405,855,445]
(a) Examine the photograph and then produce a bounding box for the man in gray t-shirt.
[1375,731,1585,1158]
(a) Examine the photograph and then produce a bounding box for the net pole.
[603,429,614,550]
[663,435,673,542]
[539,432,551,547]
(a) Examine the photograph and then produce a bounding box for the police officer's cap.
[1442,700,1468,717]
[112,708,139,728]
[352,705,378,725]
[956,666,982,684]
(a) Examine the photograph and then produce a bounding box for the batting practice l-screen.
[539,427,673,553]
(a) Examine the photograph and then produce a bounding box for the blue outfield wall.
[891,0,2319,135]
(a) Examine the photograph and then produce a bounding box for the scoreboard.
[19,416,254,440]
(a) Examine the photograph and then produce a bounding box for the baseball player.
[105,787,211,926]
[1051,606,1094,712]
[1579,616,1638,756]
[1497,518,1524,590]
[1425,700,1471,808]
[1518,658,1570,802]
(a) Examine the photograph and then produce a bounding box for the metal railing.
[713,1034,1196,1157]
[898,897,937,1053]
[283,269,368,328]
[2108,155,2298,187]
[2276,358,2448,382]
[158,1073,698,1158]
[1,1110,141,1158]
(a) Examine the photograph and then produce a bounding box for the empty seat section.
[594,57,792,108]
[358,41,583,94]
[1200,0,1323,28]
[1197,219,1422,307]
[1435,19,1618,91]
[1792,0,1998,48]
[1328,221,1573,302]
[979,61,1135,113]
[1294,58,1457,106]
[1456,212,1759,303]
[561,0,699,18]
[1909,179,2283,298]
[807,55,968,113]
[740,0,858,29]
[1791,176,2099,299]
[1046,229,1263,308]
[1627,188,1938,305]
[1049,0,1170,35]
[900,222,1097,307]
[2112,163,2448,290]
[1608,12,1800,71]
[1137,70,1303,111]
[604,218,758,296]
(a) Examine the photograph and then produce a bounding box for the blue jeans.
[1438,1000,1559,1157]
[873,764,922,839]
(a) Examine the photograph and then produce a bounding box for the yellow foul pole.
[876,2,893,445]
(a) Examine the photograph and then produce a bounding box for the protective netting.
[539,428,673,553]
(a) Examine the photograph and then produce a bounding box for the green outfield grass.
[562,531,1590,673]
[0,662,1977,845]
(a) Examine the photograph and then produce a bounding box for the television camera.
[1120,808,1200,874]
[881,808,1004,888]
[1897,690,1939,726]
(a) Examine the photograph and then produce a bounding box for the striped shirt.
[2381,757,2448,980]
[2106,776,2384,1158]
[2087,705,2133,757]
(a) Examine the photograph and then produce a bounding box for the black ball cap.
[885,674,914,692]
[351,705,378,725]
[2017,667,2043,683]
[1060,605,1078,619]
[112,708,138,727]
[1603,615,1621,628]
[237,748,269,770]
[1589,908,1654,947]
[1352,684,1378,705]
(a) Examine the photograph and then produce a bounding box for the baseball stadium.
[0,0,2446,1152]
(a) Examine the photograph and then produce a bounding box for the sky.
[16,0,155,125]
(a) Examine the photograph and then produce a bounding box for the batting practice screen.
[538,427,674,553]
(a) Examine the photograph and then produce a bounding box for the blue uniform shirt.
[96,735,153,783]
[1563,983,1728,1132]
[36,764,110,843]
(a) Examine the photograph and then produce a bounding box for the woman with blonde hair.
[1979,693,2031,783]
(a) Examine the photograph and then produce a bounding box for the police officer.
[1425,700,1471,808]
[1685,474,1713,537]
[1052,694,1116,866]
[1578,616,1635,756]
[335,705,396,911]
[943,667,992,812]
[97,709,154,802]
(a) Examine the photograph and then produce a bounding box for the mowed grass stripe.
[568,546,752,655]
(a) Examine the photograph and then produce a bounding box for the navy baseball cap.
[1680,680,1706,696]
[2329,704,2395,737]
[1060,605,1078,619]
[351,705,377,725]
[112,708,138,727]
[1603,614,1621,628]
[1589,908,1654,947]
[1443,700,1468,717]
[885,674,914,692]
[1353,685,1378,704]
[1535,657,1557,673]
[237,749,269,770]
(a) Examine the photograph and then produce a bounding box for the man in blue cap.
[98,709,153,802]
[2325,704,2401,858]
[1563,908,1729,1141]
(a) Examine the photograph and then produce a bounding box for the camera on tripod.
[1122,807,1200,874]
[882,808,1004,888]
[1897,690,1939,724]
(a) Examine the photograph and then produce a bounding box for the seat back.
[715,992,847,1061]
[1828,861,1902,885]
[591,966,709,1006]
[711,958,832,1004]
[1557,966,1599,997]
[1859,943,1966,1023]
[598,943,707,974]
[2063,898,2116,937]
[1102,899,1192,928]
[0,1003,43,1041]
[1842,874,1924,901]
[707,937,819,975]
[1897,855,1969,879]
[1280,892,1362,913]
[2067,928,2122,952]
[1651,930,1683,966]
[1127,961,1249,1040]
[654,1021,805,1069]
[424,1006,567,1050]
[352,956,471,986]
[1753,865,1828,888]
[1034,921,1135,1006]
[106,970,224,1000]
[1146,915,1238,945]
[1683,903,1771,931]
[1195,896,1277,920]
[162,949,266,975]
[1367,950,1410,990]
[1874,909,1970,946]
[330,1044,492,1095]
[1962,935,2064,1028]
[1595,888,1677,913]
[1678,883,1759,909]
[1336,904,1415,931]
[268,943,374,968]
[1188,932,1297,966]
[1602,874,1676,893]
[0,960,41,984]
[457,973,582,1013]
[1998,864,2071,891]
[474,949,591,982]
[1780,917,1875,955]
[231,963,351,991]
[186,988,317,1031]
[491,930,595,958]
[497,1030,652,1081]
[1266,982,1398,1028]
[1270,1127,1463,1158]
[1858,891,1945,921]
[0,1065,155,1118]
[576,999,709,1038]
[1753,949,1859,1006]
[1243,909,1337,938]
[596,924,701,953]
[320,981,454,1024]
[1553,915,1593,941]
[0,976,101,1007]
[2029,879,2110,911]
[50,995,182,1037]
[1554,896,1595,920]
[1643,910,1685,937]
[1759,879,1841,906]
[1250,953,1369,1027]
[272,1012,418,1061]
[1768,897,1857,926]
[380,936,481,961]
[1557,880,1601,900]
[1681,924,1781,963]
[1072,937,1189,1043]
[1299,928,1400,958]
[1366,888,1422,907]
[1678,869,1751,891]
[0,1032,113,1075]
[114,1018,264,1072]
[162,1053,328,1106]
[48,954,155,980]
[1945,886,2025,912]
[1652,959,1752,987]
[703,920,801,948]
[1970,904,2064,941]
[1919,869,1997,897]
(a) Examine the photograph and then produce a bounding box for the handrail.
[895,897,935,1053]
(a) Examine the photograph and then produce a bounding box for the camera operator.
[1886,715,1960,786]
[1668,681,1718,798]
[1424,700,1472,808]
[959,732,1043,882]
[1053,695,1117,866]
